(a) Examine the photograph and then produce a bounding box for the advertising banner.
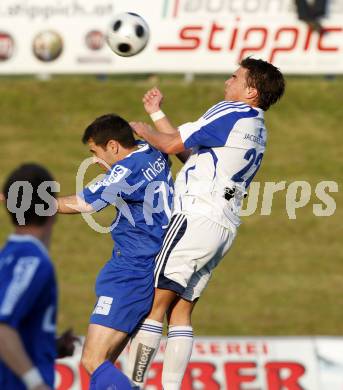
[0,0,342,74]
[55,337,343,390]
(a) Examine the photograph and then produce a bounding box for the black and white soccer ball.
[106,12,150,57]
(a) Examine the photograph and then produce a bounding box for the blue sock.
[89,360,132,390]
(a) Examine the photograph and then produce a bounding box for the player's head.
[3,163,57,229]
[82,114,136,169]
[224,57,285,111]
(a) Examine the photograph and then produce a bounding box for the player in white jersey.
[126,58,285,389]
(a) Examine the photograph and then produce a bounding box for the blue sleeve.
[81,183,113,212]
[183,117,230,149]
[80,164,131,212]
[179,107,258,149]
[80,164,145,211]
[0,258,52,328]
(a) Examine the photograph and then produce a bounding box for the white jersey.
[174,100,266,228]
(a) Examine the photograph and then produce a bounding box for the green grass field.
[0,75,342,336]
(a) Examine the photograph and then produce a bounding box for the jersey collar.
[8,234,50,258]
[112,142,150,168]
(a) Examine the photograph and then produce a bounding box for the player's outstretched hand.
[130,121,153,139]
[0,193,5,202]
[56,328,80,358]
[143,87,163,114]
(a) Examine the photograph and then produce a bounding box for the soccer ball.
[106,12,150,57]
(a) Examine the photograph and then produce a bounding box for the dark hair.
[82,114,136,148]
[3,163,56,226]
[240,57,285,111]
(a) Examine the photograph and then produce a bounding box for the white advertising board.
[54,337,343,389]
[0,0,342,74]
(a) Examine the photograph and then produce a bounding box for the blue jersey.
[0,235,57,389]
[81,142,174,272]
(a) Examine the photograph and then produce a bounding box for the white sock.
[125,319,163,388]
[162,325,194,390]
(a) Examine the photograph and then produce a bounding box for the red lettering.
[266,362,305,390]
[225,362,256,389]
[145,362,163,390]
[227,342,268,355]
[270,27,299,63]
[239,27,268,60]
[79,364,90,390]
[194,342,206,354]
[55,364,75,390]
[304,27,314,51]
[182,362,220,390]
[210,343,221,354]
[207,22,225,51]
[229,18,240,50]
[227,343,242,354]
[145,361,219,389]
[246,343,257,354]
[318,28,343,51]
[157,22,343,65]
[158,26,203,50]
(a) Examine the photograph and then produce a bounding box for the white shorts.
[154,213,237,301]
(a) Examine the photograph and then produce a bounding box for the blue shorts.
[90,260,154,335]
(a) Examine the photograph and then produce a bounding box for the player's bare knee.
[148,288,178,321]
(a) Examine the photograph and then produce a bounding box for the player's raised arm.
[143,87,179,135]
[131,121,185,154]
[56,194,94,214]
[141,88,193,162]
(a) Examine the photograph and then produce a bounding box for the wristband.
[150,110,166,122]
[22,367,44,389]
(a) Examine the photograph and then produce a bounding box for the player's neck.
[116,145,138,162]
[226,97,259,108]
[14,225,51,250]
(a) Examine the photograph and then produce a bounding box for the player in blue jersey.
[0,164,76,390]
[127,58,285,389]
[56,114,173,389]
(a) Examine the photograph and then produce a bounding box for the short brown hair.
[3,163,56,226]
[240,57,285,111]
[82,114,136,148]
